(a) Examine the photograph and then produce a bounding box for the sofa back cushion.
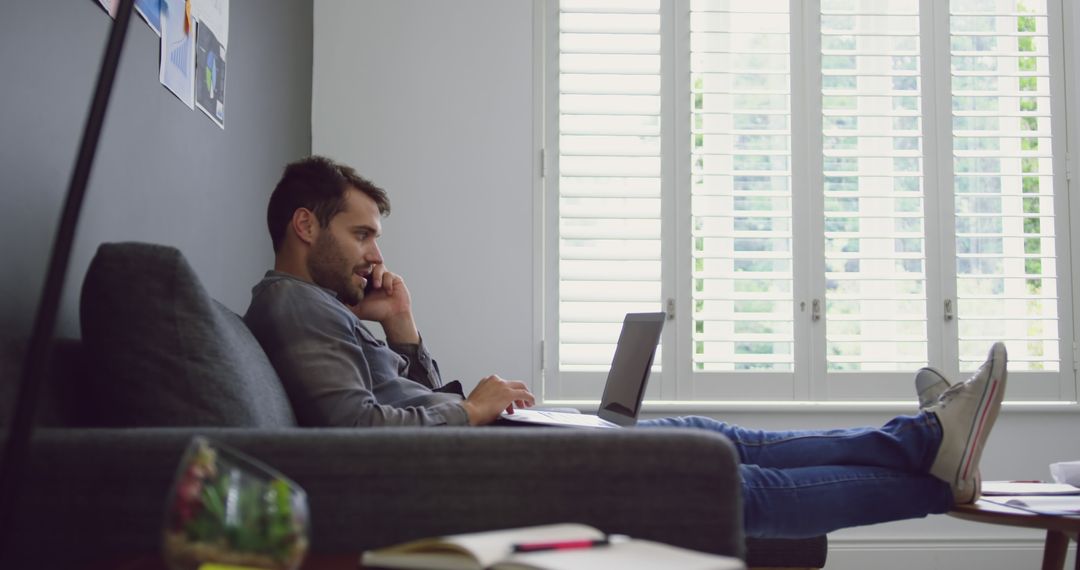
[80,242,297,427]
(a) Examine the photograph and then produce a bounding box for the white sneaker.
[926,342,1007,504]
[916,367,951,408]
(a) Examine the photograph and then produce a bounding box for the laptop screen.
[597,312,665,427]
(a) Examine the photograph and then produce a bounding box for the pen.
[512,537,610,553]
[1009,480,1042,483]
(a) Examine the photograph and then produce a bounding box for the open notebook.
[360,523,744,570]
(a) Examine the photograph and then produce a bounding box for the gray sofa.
[0,242,826,568]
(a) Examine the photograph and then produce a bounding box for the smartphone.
[364,274,376,295]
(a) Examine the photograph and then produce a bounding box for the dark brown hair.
[267,156,390,252]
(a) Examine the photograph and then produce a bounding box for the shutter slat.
[816,1,930,372]
[691,1,795,372]
[950,0,1059,372]
[558,0,664,370]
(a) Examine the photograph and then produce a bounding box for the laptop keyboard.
[511,409,620,428]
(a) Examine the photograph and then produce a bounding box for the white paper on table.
[1051,461,1080,487]
[191,0,229,48]
[982,481,1080,496]
[985,496,1080,517]
[159,0,195,109]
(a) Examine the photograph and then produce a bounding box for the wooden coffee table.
[950,499,1080,570]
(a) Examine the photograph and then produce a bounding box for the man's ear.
[290,208,319,246]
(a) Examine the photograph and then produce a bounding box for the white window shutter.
[819,0,929,372]
[690,0,796,372]
[558,0,664,372]
[950,0,1060,372]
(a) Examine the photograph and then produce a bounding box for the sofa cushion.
[745,536,828,568]
[79,242,296,427]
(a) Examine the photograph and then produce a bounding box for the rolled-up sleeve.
[389,338,442,389]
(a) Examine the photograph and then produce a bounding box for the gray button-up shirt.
[244,271,470,427]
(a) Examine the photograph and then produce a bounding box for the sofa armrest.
[5,427,743,565]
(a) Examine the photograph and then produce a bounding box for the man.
[245,156,1008,539]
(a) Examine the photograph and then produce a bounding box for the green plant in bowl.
[162,437,309,570]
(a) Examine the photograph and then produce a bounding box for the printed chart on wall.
[195,22,226,128]
[94,0,230,128]
[192,0,228,128]
[159,0,196,109]
[192,0,229,48]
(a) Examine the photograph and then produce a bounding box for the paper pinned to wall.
[94,0,163,36]
[159,0,195,109]
[191,0,229,48]
[95,0,120,17]
[195,21,227,129]
[97,0,227,116]
[134,0,162,36]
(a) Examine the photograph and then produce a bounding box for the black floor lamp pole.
[0,0,136,556]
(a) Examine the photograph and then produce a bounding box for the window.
[549,0,666,400]
[816,0,928,374]
[543,0,1077,402]
[949,0,1061,376]
[691,1,795,376]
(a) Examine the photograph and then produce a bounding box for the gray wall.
[0,0,313,338]
[313,0,538,389]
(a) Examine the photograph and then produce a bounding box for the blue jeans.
[638,413,953,538]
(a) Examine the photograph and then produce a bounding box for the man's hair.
[267,156,390,252]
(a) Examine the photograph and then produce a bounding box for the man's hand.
[349,266,419,344]
[462,375,536,426]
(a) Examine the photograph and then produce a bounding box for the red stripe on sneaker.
[961,379,999,480]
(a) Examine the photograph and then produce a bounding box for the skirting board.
[824,537,1076,570]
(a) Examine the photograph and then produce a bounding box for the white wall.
[312,2,1079,568]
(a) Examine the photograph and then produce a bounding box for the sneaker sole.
[957,344,1007,484]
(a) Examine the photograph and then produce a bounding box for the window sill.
[540,400,1080,415]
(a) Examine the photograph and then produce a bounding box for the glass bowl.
[162,437,310,570]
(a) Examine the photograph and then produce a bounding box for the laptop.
[498,312,665,429]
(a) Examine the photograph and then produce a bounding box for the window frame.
[538,0,1079,404]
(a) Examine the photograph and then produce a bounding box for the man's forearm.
[324,393,470,427]
[382,313,420,345]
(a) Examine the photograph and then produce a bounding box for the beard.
[307,231,364,306]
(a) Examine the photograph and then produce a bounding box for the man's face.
[306,188,383,305]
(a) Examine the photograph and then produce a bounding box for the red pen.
[512,537,610,553]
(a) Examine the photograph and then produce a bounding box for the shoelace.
[934,370,978,410]
[936,356,997,410]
